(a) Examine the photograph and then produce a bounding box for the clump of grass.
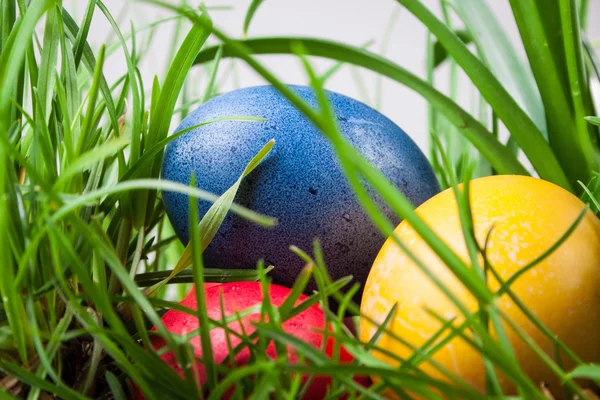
[1,0,599,399]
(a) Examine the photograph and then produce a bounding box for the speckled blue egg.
[161,85,440,302]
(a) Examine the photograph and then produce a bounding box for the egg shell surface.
[148,281,366,399]
[161,85,440,302]
[360,175,600,398]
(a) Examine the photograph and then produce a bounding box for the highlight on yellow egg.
[360,175,600,397]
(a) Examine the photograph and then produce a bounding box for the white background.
[75,0,600,152]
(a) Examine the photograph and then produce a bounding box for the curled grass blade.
[52,179,276,227]
[194,37,528,177]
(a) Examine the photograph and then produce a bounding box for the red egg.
[141,281,368,399]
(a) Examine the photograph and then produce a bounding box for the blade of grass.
[559,0,596,175]
[0,361,91,400]
[243,0,264,37]
[395,0,570,190]
[0,0,17,53]
[0,0,54,122]
[194,37,528,177]
[76,44,105,155]
[56,136,130,187]
[496,306,587,398]
[36,3,59,122]
[96,0,142,127]
[567,364,600,381]
[0,0,54,365]
[14,177,275,285]
[586,116,600,126]
[53,179,276,226]
[201,45,223,103]
[144,139,275,297]
[509,0,593,189]
[188,175,217,392]
[278,264,313,317]
[452,0,547,135]
[432,30,472,68]
[142,9,212,227]
[134,266,274,287]
[374,5,401,110]
[105,371,127,400]
[61,8,120,138]
[102,115,256,212]
[72,0,95,68]
[425,309,543,398]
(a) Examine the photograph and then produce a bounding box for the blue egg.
[161,85,439,302]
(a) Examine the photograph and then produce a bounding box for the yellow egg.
[360,175,600,397]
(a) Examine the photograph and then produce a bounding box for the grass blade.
[72,0,95,68]
[452,0,547,135]
[194,37,528,177]
[567,364,600,381]
[142,9,213,227]
[56,136,130,187]
[61,8,120,134]
[145,139,275,296]
[76,44,105,155]
[201,45,223,103]
[95,0,143,161]
[509,0,594,189]
[36,3,59,122]
[0,0,54,122]
[394,0,570,190]
[134,266,273,287]
[243,0,264,37]
[0,0,54,366]
[0,361,90,400]
[559,0,597,167]
[586,116,600,126]
[188,175,217,393]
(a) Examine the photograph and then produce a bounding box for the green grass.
[0,0,599,399]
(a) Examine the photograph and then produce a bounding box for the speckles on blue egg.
[161,85,440,307]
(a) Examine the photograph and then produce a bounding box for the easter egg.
[146,281,368,398]
[161,85,440,302]
[360,175,600,397]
